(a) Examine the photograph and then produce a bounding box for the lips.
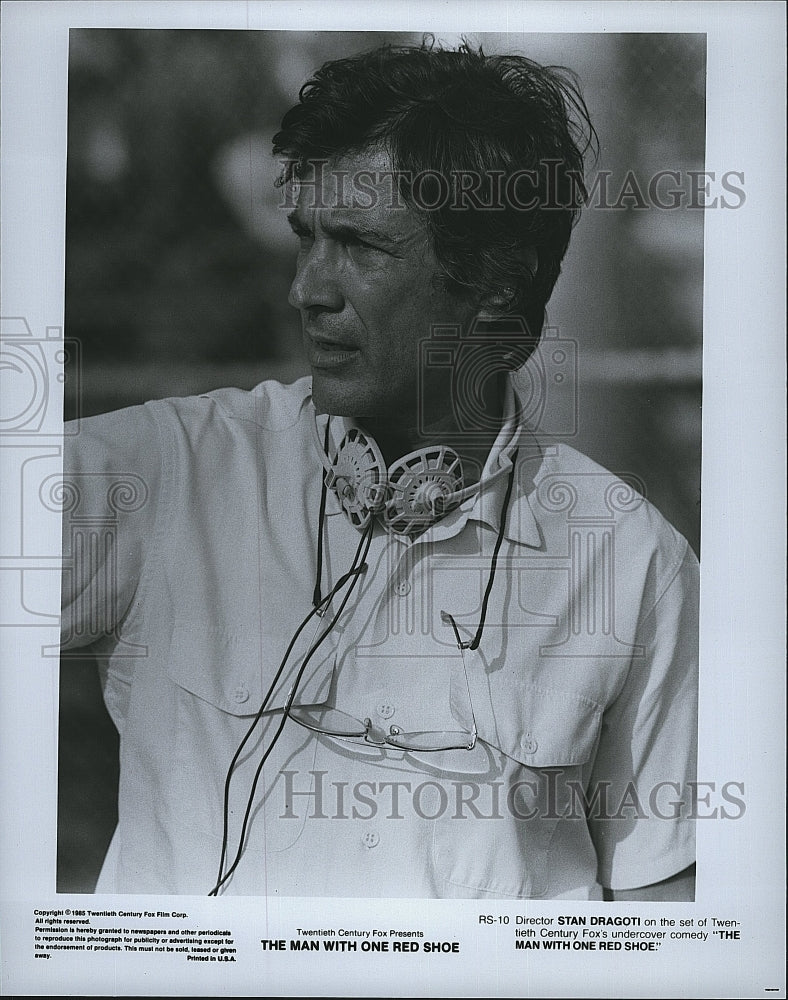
[306,332,360,369]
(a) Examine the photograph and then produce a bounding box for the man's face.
[287,148,477,427]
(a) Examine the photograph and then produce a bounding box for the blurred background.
[58,29,705,891]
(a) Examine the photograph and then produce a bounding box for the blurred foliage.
[65,30,416,363]
[67,30,294,363]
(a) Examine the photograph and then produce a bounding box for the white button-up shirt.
[61,376,698,898]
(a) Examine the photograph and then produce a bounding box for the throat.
[358,387,506,487]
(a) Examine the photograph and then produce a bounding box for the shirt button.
[394,579,411,596]
[520,736,538,755]
[233,684,250,704]
[376,703,395,720]
[362,831,380,849]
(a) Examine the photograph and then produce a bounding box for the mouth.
[307,335,360,369]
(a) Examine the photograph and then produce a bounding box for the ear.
[478,287,516,315]
[470,310,538,372]
[477,247,538,314]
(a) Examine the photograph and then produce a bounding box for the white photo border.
[1,2,785,997]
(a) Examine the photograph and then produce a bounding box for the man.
[61,41,698,900]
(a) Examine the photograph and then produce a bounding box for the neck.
[357,374,507,486]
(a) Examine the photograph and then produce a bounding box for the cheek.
[355,265,460,361]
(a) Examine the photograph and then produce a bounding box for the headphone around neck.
[309,403,511,536]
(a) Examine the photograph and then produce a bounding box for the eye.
[343,235,386,258]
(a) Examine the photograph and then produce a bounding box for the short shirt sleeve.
[60,403,164,651]
[588,541,699,891]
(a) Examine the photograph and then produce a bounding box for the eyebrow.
[286,210,406,249]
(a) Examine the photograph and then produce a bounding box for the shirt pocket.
[164,623,333,880]
[432,683,603,898]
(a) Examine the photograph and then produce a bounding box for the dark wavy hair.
[273,38,596,340]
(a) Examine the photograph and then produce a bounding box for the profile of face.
[287,147,479,429]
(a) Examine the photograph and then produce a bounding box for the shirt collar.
[431,377,543,548]
[317,375,544,548]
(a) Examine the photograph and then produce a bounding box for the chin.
[311,372,416,427]
[310,375,364,419]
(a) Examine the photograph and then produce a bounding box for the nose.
[288,238,344,313]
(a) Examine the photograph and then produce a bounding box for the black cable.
[312,419,331,609]
[213,425,359,895]
[210,521,373,895]
[212,587,332,895]
[469,449,519,651]
[211,522,372,895]
[212,522,369,891]
[214,432,340,892]
[210,443,519,891]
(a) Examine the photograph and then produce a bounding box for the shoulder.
[143,375,312,433]
[66,376,313,444]
[530,437,696,604]
[133,376,321,499]
[65,378,316,492]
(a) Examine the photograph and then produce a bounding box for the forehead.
[292,147,423,239]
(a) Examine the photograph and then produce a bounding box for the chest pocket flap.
[472,676,603,768]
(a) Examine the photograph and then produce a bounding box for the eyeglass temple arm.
[441,610,472,650]
[440,611,478,742]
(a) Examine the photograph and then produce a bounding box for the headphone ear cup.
[383,446,465,535]
[325,427,387,530]
[319,414,470,536]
